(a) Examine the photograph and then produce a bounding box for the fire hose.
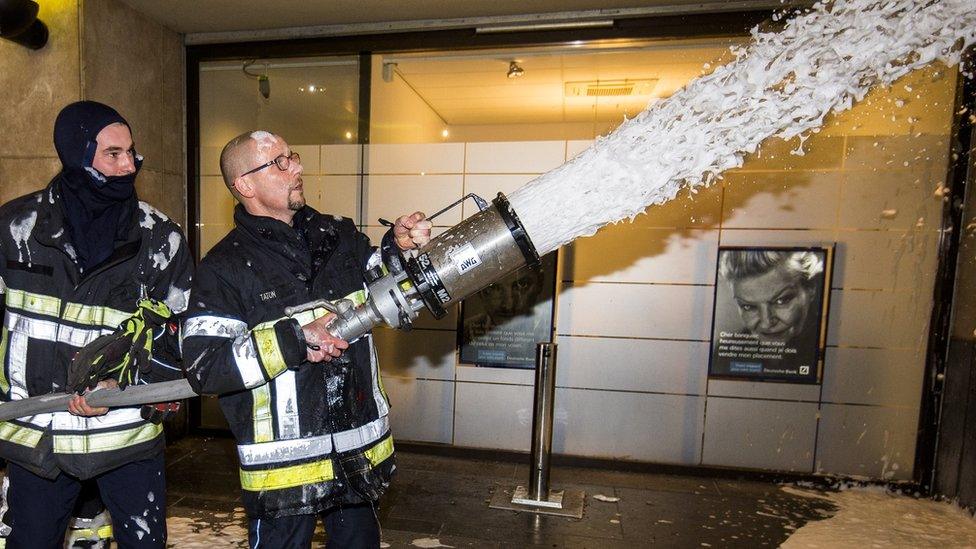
[0,192,539,422]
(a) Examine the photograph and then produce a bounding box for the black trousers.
[5,455,167,549]
[248,504,380,549]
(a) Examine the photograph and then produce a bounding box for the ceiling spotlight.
[507,61,524,79]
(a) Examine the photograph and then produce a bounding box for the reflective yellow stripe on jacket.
[0,421,44,449]
[4,288,60,318]
[0,327,9,394]
[53,422,163,454]
[247,289,370,443]
[239,436,394,492]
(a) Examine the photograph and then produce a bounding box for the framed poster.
[458,252,558,369]
[708,246,834,383]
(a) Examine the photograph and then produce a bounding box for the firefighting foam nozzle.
[284,192,540,341]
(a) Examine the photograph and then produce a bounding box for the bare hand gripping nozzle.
[286,192,540,341]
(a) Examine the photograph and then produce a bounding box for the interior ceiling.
[117,0,768,35]
[386,41,737,125]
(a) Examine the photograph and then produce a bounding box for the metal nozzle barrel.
[405,193,539,319]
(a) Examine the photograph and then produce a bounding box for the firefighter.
[182,130,430,548]
[0,101,192,548]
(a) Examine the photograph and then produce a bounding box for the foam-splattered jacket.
[182,205,394,519]
[0,181,193,479]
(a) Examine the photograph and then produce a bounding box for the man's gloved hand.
[67,299,173,393]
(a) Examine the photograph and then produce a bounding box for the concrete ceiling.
[117,0,781,36]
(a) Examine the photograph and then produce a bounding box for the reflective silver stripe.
[274,370,301,440]
[4,312,104,347]
[184,315,267,388]
[7,330,27,400]
[21,413,52,428]
[184,315,247,339]
[237,416,390,466]
[367,335,389,417]
[333,415,389,453]
[51,408,144,431]
[232,336,266,388]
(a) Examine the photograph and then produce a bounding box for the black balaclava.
[52,101,142,271]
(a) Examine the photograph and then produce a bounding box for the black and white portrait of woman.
[709,247,830,383]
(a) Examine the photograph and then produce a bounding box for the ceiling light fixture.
[0,0,47,49]
[242,60,270,99]
[507,61,524,79]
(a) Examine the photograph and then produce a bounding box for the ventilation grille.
[565,79,658,98]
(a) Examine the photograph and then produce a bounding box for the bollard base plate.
[488,485,585,518]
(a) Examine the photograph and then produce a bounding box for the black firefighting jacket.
[182,205,395,519]
[0,183,193,479]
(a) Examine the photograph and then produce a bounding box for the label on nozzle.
[451,243,482,275]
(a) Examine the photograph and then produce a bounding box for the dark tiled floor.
[165,435,836,547]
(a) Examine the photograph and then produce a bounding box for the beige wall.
[0,0,185,226]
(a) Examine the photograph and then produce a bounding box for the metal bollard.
[529,342,556,501]
[488,341,584,518]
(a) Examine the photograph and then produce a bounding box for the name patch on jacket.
[259,290,277,302]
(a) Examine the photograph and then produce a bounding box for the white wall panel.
[291,145,320,175]
[838,168,944,231]
[465,141,565,173]
[702,397,818,472]
[563,227,718,285]
[566,140,594,160]
[707,380,820,402]
[718,228,835,250]
[454,382,533,451]
[385,377,454,444]
[557,283,713,340]
[821,348,924,407]
[367,143,464,174]
[374,328,456,381]
[461,174,536,218]
[303,175,360,222]
[321,144,361,175]
[556,336,708,395]
[833,230,938,291]
[826,289,930,349]
[722,171,841,229]
[553,389,705,464]
[456,365,535,386]
[364,174,463,227]
[641,184,724,228]
[816,403,918,480]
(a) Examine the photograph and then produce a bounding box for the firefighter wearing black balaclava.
[0,101,192,548]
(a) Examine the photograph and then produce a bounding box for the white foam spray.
[250,130,278,156]
[9,211,37,265]
[508,0,976,256]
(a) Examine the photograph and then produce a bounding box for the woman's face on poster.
[730,264,814,344]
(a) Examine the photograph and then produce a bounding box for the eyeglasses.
[239,152,301,178]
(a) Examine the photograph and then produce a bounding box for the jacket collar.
[233,205,342,274]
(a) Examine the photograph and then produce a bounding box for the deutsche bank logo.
[799,365,810,375]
